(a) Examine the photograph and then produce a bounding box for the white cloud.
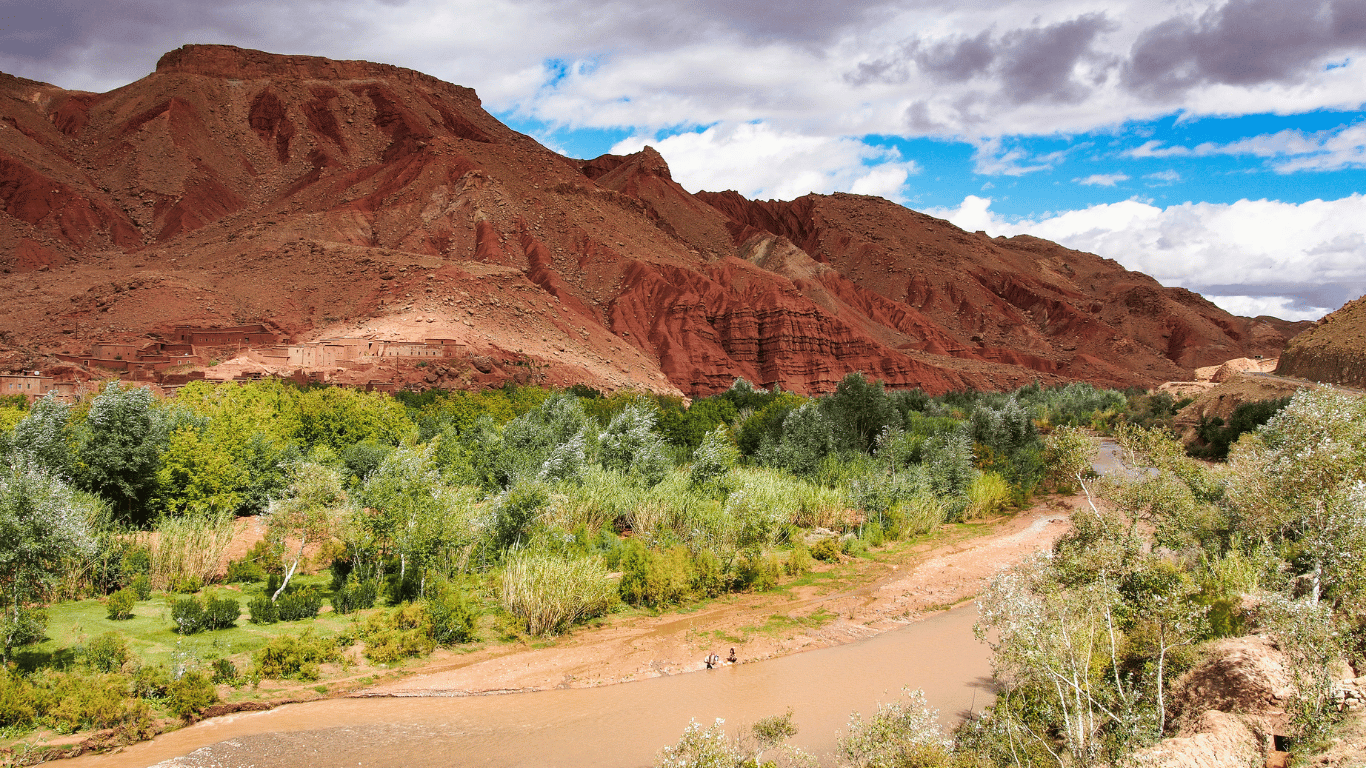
[612,122,919,201]
[1074,172,1130,186]
[1204,295,1330,321]
[928,193,1366,320]
[1122,123,1366,172]
[1144,169,1181,184]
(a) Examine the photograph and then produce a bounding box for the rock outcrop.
[0,45,1306,395]
[1277,295,1366,388]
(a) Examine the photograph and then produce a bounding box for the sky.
[2,0,1365,320]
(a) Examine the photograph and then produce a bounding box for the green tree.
[824,372,897,453]
[0,460,99,660]
[5,394,76,479]
[73,382,172,522]
[296,386,415,450]
[266,462,348,600]
[358,445,480,591]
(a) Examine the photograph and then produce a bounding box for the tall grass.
[728,467,850,531]
[965,471,1012,520]
[499,552,616,636]
[142,511,236,591]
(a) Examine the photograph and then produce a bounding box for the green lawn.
[19,574,357,676]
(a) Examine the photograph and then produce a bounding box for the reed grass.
[142,511,236,591]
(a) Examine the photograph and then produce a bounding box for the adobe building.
[170,324,280,346]
[0,373,57,403]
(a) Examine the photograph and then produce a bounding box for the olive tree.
[0,460,99,660]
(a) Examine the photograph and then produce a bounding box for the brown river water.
[69,604,992,768]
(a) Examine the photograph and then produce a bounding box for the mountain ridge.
[0,44,1307,396]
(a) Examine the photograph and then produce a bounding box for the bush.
[811,537,842,562]
[426,589,478,645]
[83,632,129,674]
[203,593,240,630]
[166,671,218,720]
[737,552,781,592]
[107,587,137,620]
[225,556,266,584]
[691,550,727,599]
[499,552,616,636]
[332,577,380,615]
[785,541,813,576]
[619,541,695,608]
[129,574,152,600]
[248,594,279,624]
[132,664,170,699]
[171,596,205,634]
[0,667,36,727]
[34,670,149,734]
[253,633,339,680]
[277,587,323,621]
[363,621,434,664]
[211,658,238,684]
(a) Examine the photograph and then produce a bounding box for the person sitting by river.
[705,653,721,669]
[727,648,737,664]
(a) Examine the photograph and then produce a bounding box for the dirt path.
[361,496,1080,698]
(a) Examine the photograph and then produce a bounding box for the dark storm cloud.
[1191,281,1366,314]
[996,13,1111,103]
[1124,0,1366,98]
[849,13,1111,105]
[912,31,995,82]
[0,0,299,89]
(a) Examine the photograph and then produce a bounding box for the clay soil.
[361,498,1077,698]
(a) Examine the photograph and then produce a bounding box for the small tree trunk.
[273,535,308,601]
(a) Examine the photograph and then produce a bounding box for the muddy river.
[71,604,991,768]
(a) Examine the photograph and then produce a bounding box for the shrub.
[211,658,238,684]
[35,670,148,734]
[107,587,137,620]
[132,664,170,699]
[839,688,951,768]
[332,577,380,615]
[166,671,218,720]
[225,557,266,584]
[364,627,434,664]
[811,537,842,562]
[129,574,152,600]
[253,633,339,680]
[171,596,205,634]
[426,589,478,645]
[277,587,323,621]
[0,667,36,727]
[248,594,279,624]
[690,550,727,598]
[203,593,240,630]
[84,632,129,674]
[737,552,781,592]
[500,552,616,636]
[619,541,694,608]
[784,542,813,576]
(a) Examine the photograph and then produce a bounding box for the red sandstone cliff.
[0,45,1300,395]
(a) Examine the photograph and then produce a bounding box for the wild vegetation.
[652,386,1365,767]
[0,374,1128,746]
[7,372,1345,764]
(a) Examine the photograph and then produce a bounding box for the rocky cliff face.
[0,45,1301,395]
[1276,296,1366,388]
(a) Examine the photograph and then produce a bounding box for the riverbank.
[13,495,1080,766]
[363,498,1077,698]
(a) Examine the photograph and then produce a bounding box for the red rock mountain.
[0,45,1296,396]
